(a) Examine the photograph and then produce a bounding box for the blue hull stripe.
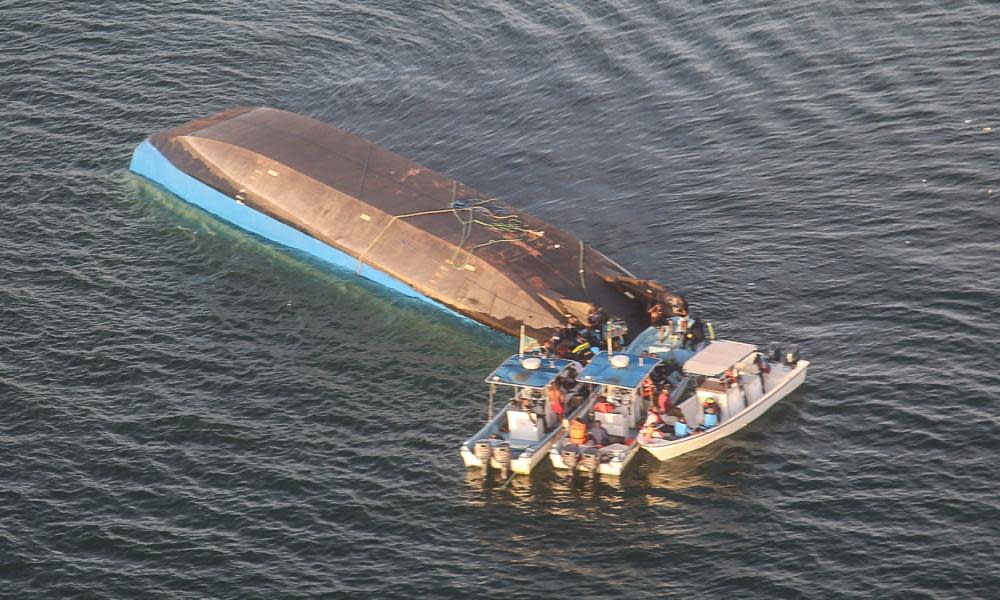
[129,139,470,321]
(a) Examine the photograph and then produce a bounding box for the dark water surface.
[2,1,999,598]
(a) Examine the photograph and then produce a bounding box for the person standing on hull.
[648,302,669,327]
[683,316,707,350]
[571,333,596,363]
[586,304,609,340]
[562,315,584,340]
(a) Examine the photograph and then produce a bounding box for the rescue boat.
[632,334,809,461]
[548,351,676,477]
[460,354,594,476]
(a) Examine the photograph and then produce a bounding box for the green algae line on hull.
[130,106,686,340]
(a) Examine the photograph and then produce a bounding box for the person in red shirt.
[547,383,565,422]
[657,387,672,413]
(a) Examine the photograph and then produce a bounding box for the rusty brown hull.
[131,107,683,340]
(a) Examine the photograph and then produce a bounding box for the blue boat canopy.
[485,355,576,388]
[575,351,661,390]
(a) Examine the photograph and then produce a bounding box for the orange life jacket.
[569,419,587,444]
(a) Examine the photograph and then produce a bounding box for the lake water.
[2,1,998,598]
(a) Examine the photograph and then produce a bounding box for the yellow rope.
[355,207,458,273]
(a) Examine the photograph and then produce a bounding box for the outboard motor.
[474,439,493,476]
[560,444,581,472]
[784,344,800,366]
[493,441,512,479]
[767,342,783,363]
[581,447,600,476]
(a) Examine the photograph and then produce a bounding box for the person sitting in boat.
[567,392,586,414]
[698,399,720,430]
[644,406,670,432]
[593,396,615,413]
[568,417,588,445]
[643,423,667,440]
[589,420,610,447]
[554,340,574,359]
[673,415,692,439]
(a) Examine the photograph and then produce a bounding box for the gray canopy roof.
[682,341,758,377]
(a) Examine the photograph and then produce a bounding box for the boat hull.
[548,442,640,477]
[460,434,559,475]
[639,360,809,461]
[129,107,684,340]
[129,140,461,313]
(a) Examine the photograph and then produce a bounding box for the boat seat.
[595,412,629,438]
[507,410,543,442]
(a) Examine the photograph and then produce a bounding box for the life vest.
[674,420,690,438]
[569,419,587,444]
[641,378,655,398]
[703,412,719,428]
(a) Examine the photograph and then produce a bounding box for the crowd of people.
[519,297,722,447]
[642,398,721,440]
[647,302,707,350]
[536,303,615,364]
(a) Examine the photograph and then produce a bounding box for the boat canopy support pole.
[488,383,496,422]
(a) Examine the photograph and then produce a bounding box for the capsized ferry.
[129,107,688,342]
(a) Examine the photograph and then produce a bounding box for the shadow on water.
[462,385,812,511]
[463,442,748,507]
[123,172,512,357]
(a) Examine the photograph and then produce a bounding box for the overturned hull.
[130,107,683,339]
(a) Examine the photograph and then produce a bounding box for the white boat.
[548,351,669,476]
[460,355,592,476]
[636,339,809,461]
